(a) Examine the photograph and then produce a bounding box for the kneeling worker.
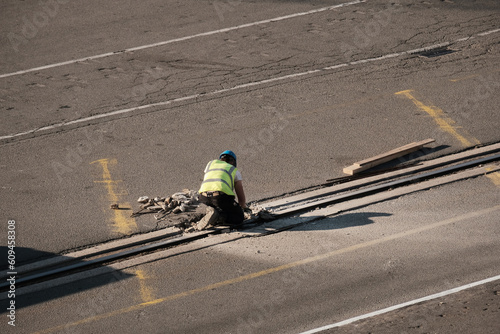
[197,150,247,230]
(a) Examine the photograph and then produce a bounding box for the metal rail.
[0,230,216,291]
[263,143,500,210]
[271,153,500,217]
[2,148,498,292]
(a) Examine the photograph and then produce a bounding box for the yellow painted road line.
[485,167,500,187]
[395,90,499,187]
[90,160,156,307]
[33,204,500,334]
[395,90,481,148]
[134,269,156,303]
[90,158,137,235]
[449,74,480,82]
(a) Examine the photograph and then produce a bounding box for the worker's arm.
[234,180,247,208]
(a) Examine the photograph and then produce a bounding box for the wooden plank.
[355,138,435,167]
[261,142,500,210]
[343,138,435,175]
[342,165,359,175]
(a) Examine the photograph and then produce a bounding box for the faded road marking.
[33,204,500,334]
[90,158,137,235]
[485,167,500,187]
[134,269,156,303]
[396,90,499,187]
[449,74,480,82]
[395,90,481,148]
[0,0,365,79]
[2,29,500,143]
[299,273,500,333]
[91,159,155,306]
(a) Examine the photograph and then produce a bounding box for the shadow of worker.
[291,212,393,231]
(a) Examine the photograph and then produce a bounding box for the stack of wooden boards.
[343,139,435,175]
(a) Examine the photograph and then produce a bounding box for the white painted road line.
[2,28,498,143]
[299,274,500,334]
[0,0,365,79]
[478,28,500,36]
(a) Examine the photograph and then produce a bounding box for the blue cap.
[219,150,237,166]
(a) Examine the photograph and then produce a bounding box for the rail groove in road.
[260,143,500,214]
[1,143,499,294]
[264,153,500,217]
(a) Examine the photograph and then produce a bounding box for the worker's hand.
[243,207,252,214]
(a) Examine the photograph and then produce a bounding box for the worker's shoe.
[195,207,219,230]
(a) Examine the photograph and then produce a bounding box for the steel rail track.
[261,143,500,212]
[0,230,216,291]
[1,145,499,292]
[269,152,500,217]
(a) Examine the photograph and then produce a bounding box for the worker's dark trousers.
[199,193,244,226]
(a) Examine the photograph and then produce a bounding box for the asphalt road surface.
[1,0,499,333]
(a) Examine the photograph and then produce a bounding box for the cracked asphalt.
[1,1,499,136]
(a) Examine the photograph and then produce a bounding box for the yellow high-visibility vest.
[199,160,237,196]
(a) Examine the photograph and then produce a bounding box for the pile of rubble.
[131,189,200,219]
[129,189,272,232]
[130,189,206,231]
